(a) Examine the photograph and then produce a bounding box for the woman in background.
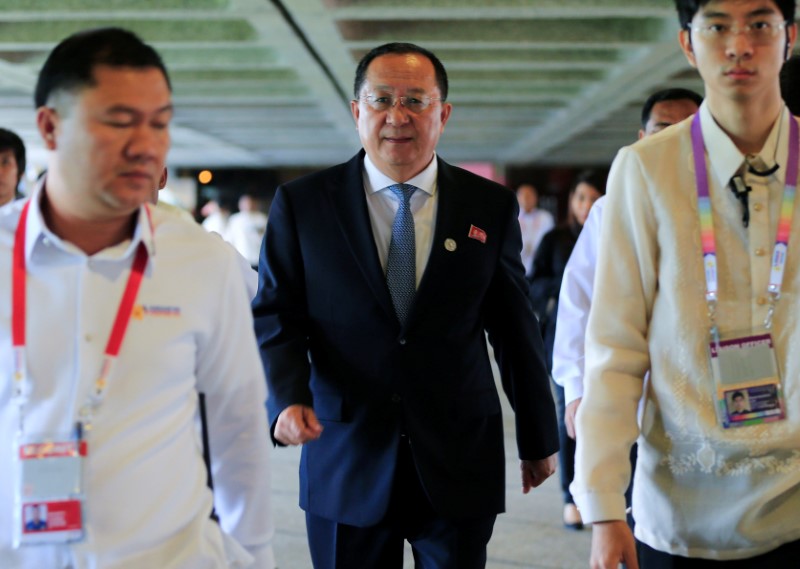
[528,169,603,531]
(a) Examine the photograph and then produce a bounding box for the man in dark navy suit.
[253,42,558,569]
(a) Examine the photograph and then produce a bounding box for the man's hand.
[565,397,582,439]
[590,520,638,569]
[520,452,557,493]
[274,404,323,445]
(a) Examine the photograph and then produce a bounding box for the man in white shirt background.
[516,182,554,277]
[572,0,800,567]
[0,27,274,568]
[638,89,705,140]
[152,169,260,302]
[226,194,268,269]
[554,87,703,438]
[551,87,701,533]
[201,197,232,236]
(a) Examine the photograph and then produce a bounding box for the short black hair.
[0,128,26,184]
[732,391,745,400]
[674,0,796,29]
[641,88,703,129]
[353,42,448,101]
[781,55,800,115]
[34,27,171,109]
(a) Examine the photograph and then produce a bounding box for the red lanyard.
[12,200,150,403]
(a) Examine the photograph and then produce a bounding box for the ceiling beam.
[505,36,692,164]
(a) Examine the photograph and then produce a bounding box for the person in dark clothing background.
[528,169,603,530]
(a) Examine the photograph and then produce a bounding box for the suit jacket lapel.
[328,151,397,321]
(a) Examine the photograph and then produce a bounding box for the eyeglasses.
[358,94,442,114]
[690,19,787,44]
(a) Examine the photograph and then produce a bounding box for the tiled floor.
[268,372,593,569]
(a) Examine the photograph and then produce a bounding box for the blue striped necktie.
[385,183,417,324]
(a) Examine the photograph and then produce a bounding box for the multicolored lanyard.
[691,111,799,334]
[11,200,150,417]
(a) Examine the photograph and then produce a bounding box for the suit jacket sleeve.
[484,194,559,461]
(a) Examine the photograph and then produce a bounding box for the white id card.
[13,432,86,546]
[708,333,786,429]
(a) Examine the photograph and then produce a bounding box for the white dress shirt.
[0,188,273,568]
[551,196,605,405]
[362,153,438,288]
[572,104,800,559]
[225,210,268,267]
[518,208,555,276]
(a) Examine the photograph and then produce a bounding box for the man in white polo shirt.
[0,27,274,568]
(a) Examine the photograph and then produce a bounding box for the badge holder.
[692,111,797,431]
[709,330,786,429]
[12,424,87,547]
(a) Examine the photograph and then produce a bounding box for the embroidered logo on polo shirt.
[132,305,181,320]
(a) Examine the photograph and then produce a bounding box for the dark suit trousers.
[305,437,497,569]
[637,538,800,568]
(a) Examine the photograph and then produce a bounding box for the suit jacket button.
[398,338,407,345]
[391,394,402,403]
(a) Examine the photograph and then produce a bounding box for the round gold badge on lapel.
[444,238,457,252]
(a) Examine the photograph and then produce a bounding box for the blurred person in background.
[528,169,603,531]
[201,197,232,236]
[780,54,800,114]
[0,128,26,206]
[226,194,267,268]
[551,87,701,537]
[516,182,554,277]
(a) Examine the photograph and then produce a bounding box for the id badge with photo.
[709,332,786,429]
[13,431,87,547]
